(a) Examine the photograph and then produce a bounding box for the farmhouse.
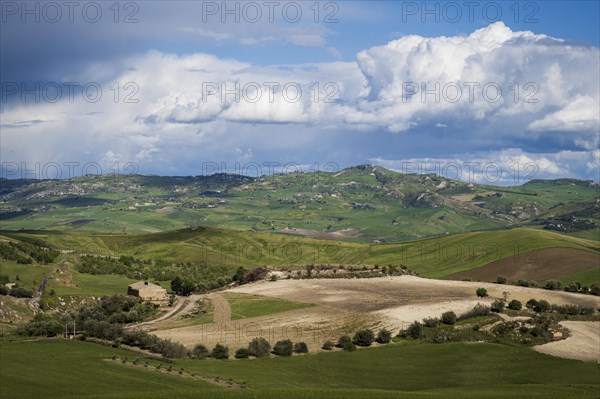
[127,281,168,301]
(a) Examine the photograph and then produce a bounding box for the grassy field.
[224,293,315,320]
[49,272,141,296]
[3,227,598,281]
[1,339,598,399]
[0,261,52,290]
[558,266,600,287]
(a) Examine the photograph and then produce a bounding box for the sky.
[1,0,599,185]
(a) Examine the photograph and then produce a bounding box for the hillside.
[1,165,599,242]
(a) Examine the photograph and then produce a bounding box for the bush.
[526,299,538,310]
[490,299,505,313]
[508,299,522,310]
[496,276,507,284]
[476,288,488,298]
[375,329,392,344]
[343,341,356,351]
[272,340,293,356]
[544,280,562,291]
[235,348,250,359]
[535,300,551,313]
[322,341,334,350]
[590,284,600,296]
[336,335,352,348]
[0,285,8,296]
[459,304,490,320]
[211,344,229,359]
[422,317,440,327]
[192,344,209,359]
[293,342,309,353]
[9,287,34,298]
[441,311,457,325]
[405,321,423,339]
[248,337,271,358]
[352,329,375,346]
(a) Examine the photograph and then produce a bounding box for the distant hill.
[1,165,598,242]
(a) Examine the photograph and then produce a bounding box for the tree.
[476,288,488,298]
[322,341,334,350]
[192,344,209,359]
[423,317,440,327]
[233,267,246,283]
[591,284,600,296]
[376,329,392,344]
[535,300,551,313]
[496,276,507,284]
[235,348,250,359]
[544,280,562,290]
[526,299,539,310]
[405,321,423,339]
[180,280,195,296]
[293,342,308,353]
[337,335,352,348]
[441,311,457,325]
[490,299,505,313]
[508,299,522,310]
[171,277,183,294]
[353,329,375,346]
[343,342,356,351]
[211,343,229,359]
[272,340,293,356]
[248,337,271,358]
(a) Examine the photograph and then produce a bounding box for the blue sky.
[1,1,599,184]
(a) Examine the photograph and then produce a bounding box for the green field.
[49,272,140,296]
[0,261,52,290]
[5,227,596,280]
[224,293,315,320]
[558,266,600,287]
[1,339,598,399]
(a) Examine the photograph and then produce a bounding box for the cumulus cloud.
[1,22,598,181]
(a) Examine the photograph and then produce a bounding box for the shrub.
[293,342,309,353]
[508,299,522,310]
[343,342,356,351]
[211,344,229,359]
[192,344,209,359]
[476,288,488,298]
[535,300,551,313]
[441,311,457,325]
[336,335,352,348]
[322,341,334,350]
[272,340,293,356]
[496,276,507,284]
[9,287,34,298]
[590,284,600,296]
[490,299,505,313]
[0,285,8,296]
[544,280,562,291]
[352,329,375,346]
[422,317,440,327]
[235,348,250,359]
[564,282,580,293]
[405,321,423,339]
[248,337,271,358]
[526,299,538,310]
[375,329,392,344]
[459,304,490,320]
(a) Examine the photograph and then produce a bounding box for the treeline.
[0,241,59,264]
[78,255,234,293]
[0,283,34,298]
[470,275,600,296]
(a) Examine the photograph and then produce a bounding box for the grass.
[49,272,140,296]
[224,293,315,320]
[0,261,52,290]
[557,266,599,287]
[1,339,598,399]
[0,339,216,399]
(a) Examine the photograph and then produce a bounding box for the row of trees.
[189,337,310,360]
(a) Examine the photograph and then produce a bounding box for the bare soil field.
[534,321,600,363]
[278,227,363,240]
[446,248,599,283]
[152,276,599,353]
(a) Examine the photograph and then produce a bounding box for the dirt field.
[152,276,599,354]
[446,248,599,283]
[534,321,600,363]
[278,227,363,240]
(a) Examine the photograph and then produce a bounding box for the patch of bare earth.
[278,227,363,240]
[152,276,598,353]
[533,321,600,363]
[446,248,599,282]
